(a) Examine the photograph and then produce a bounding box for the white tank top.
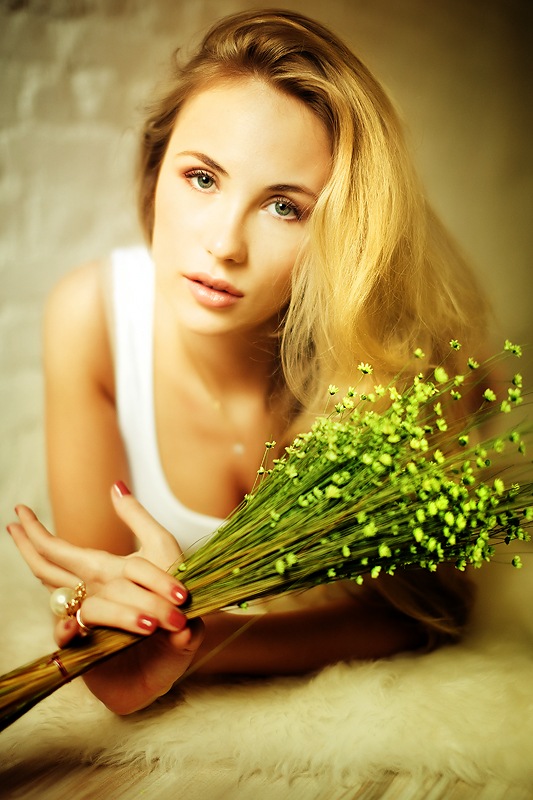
[111,246,223,555]
[109,247,351,613]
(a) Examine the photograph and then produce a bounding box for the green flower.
[493,478,505,495]
[434,367,448,384]
[357,362,373,375]
[450,339,461,350]
[508,387,522,404]
[433,449,445,464]
[504,340,522,357]
[483,388,497,402]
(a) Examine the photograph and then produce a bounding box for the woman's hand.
[7,484,204,713]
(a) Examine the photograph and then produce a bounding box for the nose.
[203,199,247,264]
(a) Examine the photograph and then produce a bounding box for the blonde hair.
[138,8,488,407]
[138,8,484,640]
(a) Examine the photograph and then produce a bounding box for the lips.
[184,272,244,309]
[186,272,244,298]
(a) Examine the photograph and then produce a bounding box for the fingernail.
[171,584,188,604]
[113,481,131,498]
[168,609,187,631]
[6,525,12,536]
[137,614,158,632]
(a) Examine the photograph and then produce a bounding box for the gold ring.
[75,607,94,636]
[49,582,87,618]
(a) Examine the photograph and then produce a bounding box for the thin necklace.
[204,392,247,456]
[192,363,286,459]
[192,362,258,457]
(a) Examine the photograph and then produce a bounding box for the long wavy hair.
[137,8,488,409]
[137,8,487,642]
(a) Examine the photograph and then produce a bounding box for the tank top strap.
[109,246,222,554]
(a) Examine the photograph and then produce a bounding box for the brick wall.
[1,0,531,521]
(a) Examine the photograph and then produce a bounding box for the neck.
[178,326,282,401]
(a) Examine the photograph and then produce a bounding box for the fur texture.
[1,532,532,792]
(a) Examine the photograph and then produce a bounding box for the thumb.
[111,482,183,569]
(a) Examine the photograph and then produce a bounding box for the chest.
[154,374,287,519]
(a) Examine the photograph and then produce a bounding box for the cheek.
[269,242,300,297]
[257,259,294,312]
[154,179,178,227]
[152,185,172,247]
[260,232,302,279]
[153,168,192,229]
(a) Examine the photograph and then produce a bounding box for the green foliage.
[175,342,533,617]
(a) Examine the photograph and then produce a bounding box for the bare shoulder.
[45,259,105,330]
[44,259,113,394]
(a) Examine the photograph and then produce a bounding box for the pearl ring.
[49,582,87,619]
[75,607,94,636]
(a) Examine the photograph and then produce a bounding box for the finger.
[7,521,81,589]
[14,505,122,586]
[79,581,187,636]
[123,555,188,606]
[55,617,80,648]
[169,617,204,658]
[104,577,188,632]
[111,483,183,568]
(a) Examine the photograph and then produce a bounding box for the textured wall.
[1,0,531,521]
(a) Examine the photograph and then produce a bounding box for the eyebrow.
[178,150,319,200]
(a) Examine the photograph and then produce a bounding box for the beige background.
[1,0,531,523]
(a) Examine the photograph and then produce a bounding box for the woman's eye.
[185,170,216,191]
[267,199,301,221]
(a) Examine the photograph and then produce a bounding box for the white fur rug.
[1,533,533,795]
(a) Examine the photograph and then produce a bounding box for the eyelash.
[270,197,302,221]
[184,169,216,191]
[183,169,303,221]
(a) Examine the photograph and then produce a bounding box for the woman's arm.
[81,593,422,714]
[8,493,424,714]
[195,595,424,677]
[43,261,134,553]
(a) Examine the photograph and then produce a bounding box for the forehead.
[166,77,332,189]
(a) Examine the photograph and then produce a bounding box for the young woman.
[8,9,488,715]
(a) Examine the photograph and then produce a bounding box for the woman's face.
[151,77,331,339]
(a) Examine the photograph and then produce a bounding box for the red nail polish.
[114,481,131,498]
[137,615,158,632]
[171,585,187,604]
[168,609,187,631]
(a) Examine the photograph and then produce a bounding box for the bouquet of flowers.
[1,341,531,731]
